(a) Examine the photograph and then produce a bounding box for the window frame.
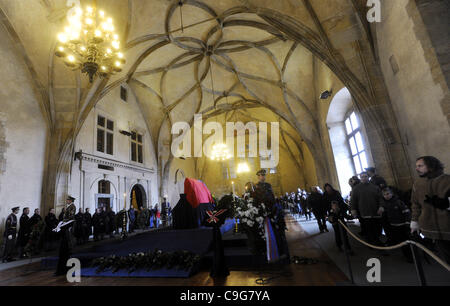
[130,128,145,164]
[95,112,115,157]
[344,111,368,175]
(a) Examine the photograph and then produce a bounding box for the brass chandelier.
[210,143,232,161]
[55,6,125,82]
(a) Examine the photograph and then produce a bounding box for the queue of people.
[275,156,449,265]
[1,200,172,263]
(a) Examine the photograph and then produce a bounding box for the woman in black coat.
[322,183,346,213]
[307,187,328,233]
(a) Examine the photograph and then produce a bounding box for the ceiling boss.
[55,5,125,83]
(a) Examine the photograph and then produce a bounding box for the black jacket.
[322,190,345,212]
[45,213,58,235]
[380,196,411,226]
[28,214,42,229]
[18,214,31,245]
[328,201,352,225]
[308,192,328,215]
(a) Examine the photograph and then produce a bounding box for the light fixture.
[237,162,250,174]
[210,143,232,161]
[55,6,126,82]
[320,90,333,100]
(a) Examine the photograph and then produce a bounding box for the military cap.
[12,206,20,212]
[67,195,75,201]
[256,169,267,176]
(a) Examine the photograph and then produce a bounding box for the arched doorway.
[130,184,147,210]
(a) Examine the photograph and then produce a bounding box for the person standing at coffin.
[54,196,76,276]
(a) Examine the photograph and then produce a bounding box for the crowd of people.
[275,156,450,264]
[2,156,449,267]
[1,198,172,263]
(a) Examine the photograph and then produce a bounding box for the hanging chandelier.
[236,162,250,174]
[55,6,125,83]
[210,143,232,161]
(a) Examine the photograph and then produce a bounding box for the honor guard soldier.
[254,169,276,209]
[2,206,20,262]
[54,196,76,276]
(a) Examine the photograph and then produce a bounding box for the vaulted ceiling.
[0,0,378,181]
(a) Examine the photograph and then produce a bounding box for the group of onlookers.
[1,199,172,263]
[277,156,450,265]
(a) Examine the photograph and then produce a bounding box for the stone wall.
[375,0,450,173]
[0,23,48,234]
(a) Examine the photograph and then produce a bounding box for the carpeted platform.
[41,219,237,278]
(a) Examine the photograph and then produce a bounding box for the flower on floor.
[91,249,201,273]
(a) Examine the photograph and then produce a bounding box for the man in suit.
[17,207,31,258]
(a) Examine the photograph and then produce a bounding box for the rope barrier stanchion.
[338,222,354,284]
[410,243,427,286]
[337,219,450,285]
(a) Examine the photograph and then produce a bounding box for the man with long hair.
[411,156,450,263]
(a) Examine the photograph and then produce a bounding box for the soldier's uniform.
[2,207,19,262]
[254,170,276,209]
[55,196,76,276]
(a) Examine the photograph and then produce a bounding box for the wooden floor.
[0,215,348,286]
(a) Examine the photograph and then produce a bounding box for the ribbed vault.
[0,0,411,206]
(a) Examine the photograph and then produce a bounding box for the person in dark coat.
[106,206,116,238]
[379,187,413,262]
[17,207,31,258]
[44,208,58,251]
[128,207,136,232]
[74,208,84,245]
[28,209,42,228]
[328,201,354,254]
[26,209,44,254]
[92,208,105,241]
[366,167,387,190]
[308,187,329,233]
[322,184,346,214]
[54,196,76,276]
[83,208,92,243]
[2,207,19,262]
[300,191,311,220]
[350,172,383,246]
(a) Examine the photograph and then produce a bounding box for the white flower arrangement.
[235,193,270,239]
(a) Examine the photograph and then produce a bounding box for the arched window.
[326,88,374,197]
[98,180,111,194]
[345,112,369,174]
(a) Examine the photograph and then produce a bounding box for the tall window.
[98,180,111,194]
[97,115,114,155]
[131,131,143,163]
[345,112,368,174]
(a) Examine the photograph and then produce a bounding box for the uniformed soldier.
[54,196,76,276]
[2,206,20,262]
[254,169,276,209]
